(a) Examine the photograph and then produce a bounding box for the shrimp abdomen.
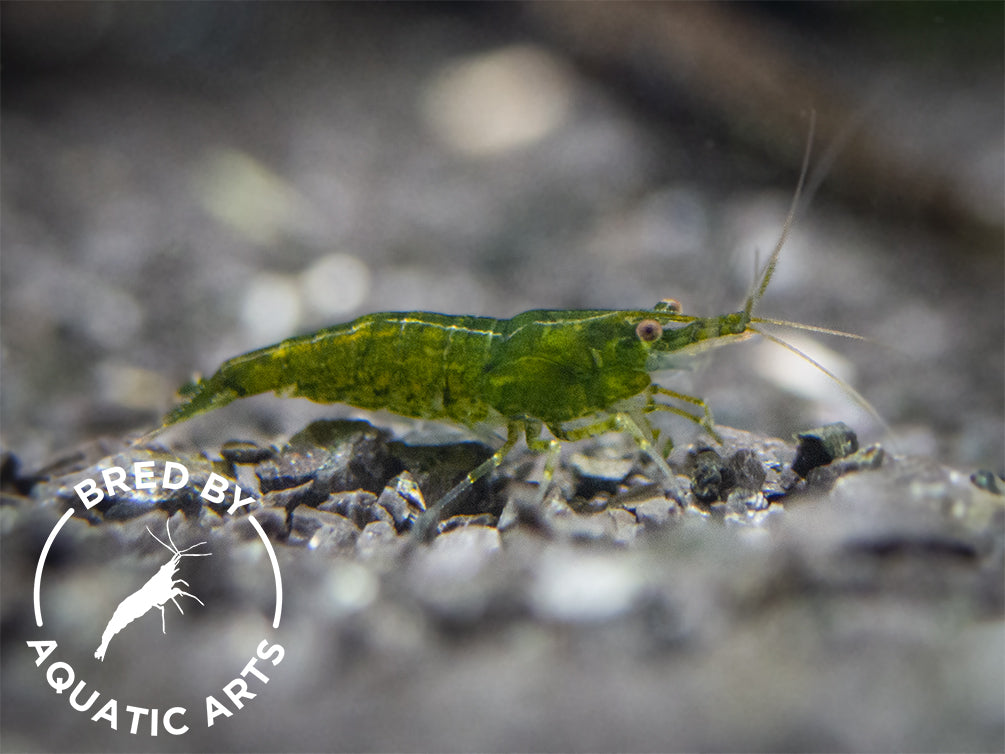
[164,312,502,428]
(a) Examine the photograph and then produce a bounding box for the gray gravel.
[3,420,1003,752]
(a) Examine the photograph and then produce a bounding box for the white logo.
[28,460,286,737]
[95,522,211,662]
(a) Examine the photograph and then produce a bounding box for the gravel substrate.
[2,420,1002,752]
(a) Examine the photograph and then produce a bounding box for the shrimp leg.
[412,392,715,539]
[647,384,720,442]
[547,412,676,484]
[412,421,523,541]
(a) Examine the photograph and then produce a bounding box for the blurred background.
[2,2,1002,469]
[2,5,1003,753]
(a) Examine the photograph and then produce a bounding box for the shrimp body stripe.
[164,308,752,431]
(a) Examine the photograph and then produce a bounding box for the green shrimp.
[164,305,756,531]
[162,116,874,538]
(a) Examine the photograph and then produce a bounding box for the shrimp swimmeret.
[94,522,211,662]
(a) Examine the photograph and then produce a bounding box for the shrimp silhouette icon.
[94,523,211,662]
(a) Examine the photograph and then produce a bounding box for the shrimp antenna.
[748,324,892,437]
[750,315,870,342]
[146,522,211,557]
[740,112,895,443]
[147,525,176,555]
[744,109,816,318]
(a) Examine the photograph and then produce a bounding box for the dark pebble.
[805,444,885,491]
[220,440,275,465]
[261,481,317,512]
[689,448,732,503]
[792,422,859,478]
[1,451,36,495]
[256,450,329,493]
[290,419,399,493]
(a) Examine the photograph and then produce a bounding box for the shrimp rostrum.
[161,119,872,538]
[94,523,211,661]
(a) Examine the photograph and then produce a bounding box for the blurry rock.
[290,507,359,552]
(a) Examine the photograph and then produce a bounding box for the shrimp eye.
[636,319,663,342]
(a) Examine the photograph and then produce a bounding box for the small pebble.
[792,422,859,478]
[220,440,275,465]
[257,450,326,493]
[262,481,318,512]
[690,448,731,502]
[376,471,426,532]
